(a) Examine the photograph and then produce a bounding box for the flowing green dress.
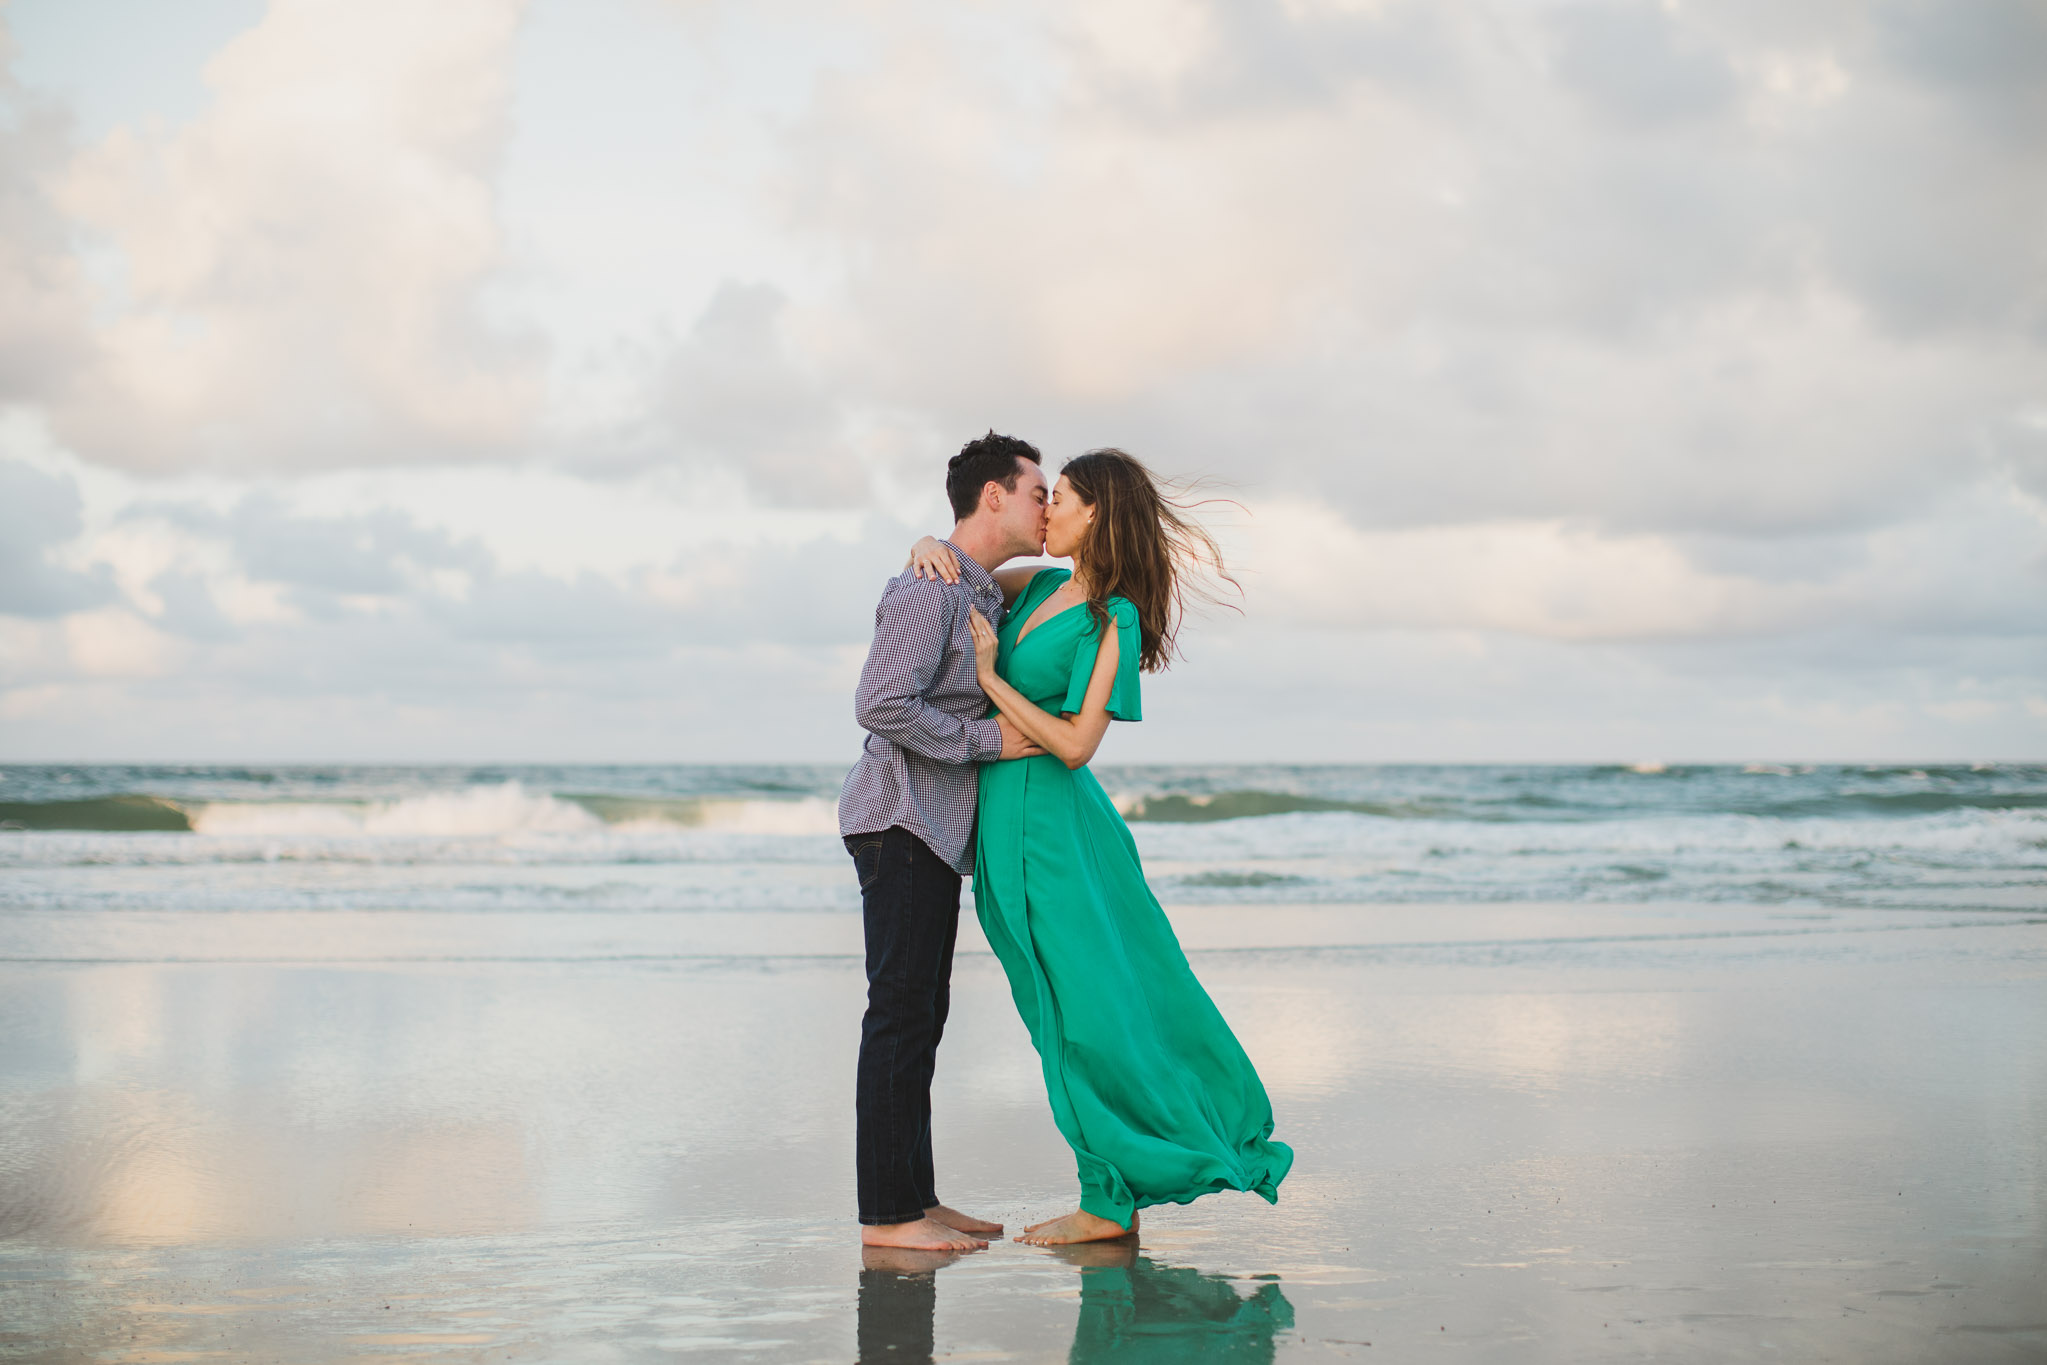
[973,569,1293,1227]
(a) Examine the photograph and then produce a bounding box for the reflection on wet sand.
[857,1245,955,1363]
[7,930,2045,1361]
[1065,1242,1295,1365]
[856,1242,1294,1365]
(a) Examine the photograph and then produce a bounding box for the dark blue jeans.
[847,826,961,1225]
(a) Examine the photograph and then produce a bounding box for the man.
[839,430,1050,1251]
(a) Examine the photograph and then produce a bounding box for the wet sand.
[2,902,2044,1362]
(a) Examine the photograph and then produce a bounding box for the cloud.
[224,498,490,595]
[1058,0,1458,117]
[0,34,92,405]
[781,18,1362,412]
[14,0,2038,531]
[0,461,114,617]
[1146,617,2047,762]
[1242,478,2047,643]
[620,280,865,505]
[0,476,892,754]
[96,483,908,660]
[1878,0,2047,145]
[1131,285,2033,540]
[46,0,543,472]
[146,570,241,643]
[769,0,2044,543]
[1547,3,1737,125]
[1999,409,2047,503]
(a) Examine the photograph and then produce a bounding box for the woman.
[910,448,1292,1246]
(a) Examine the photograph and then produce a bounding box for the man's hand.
[996,714,1044,761]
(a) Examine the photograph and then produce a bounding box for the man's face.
[1000,458,1050,556]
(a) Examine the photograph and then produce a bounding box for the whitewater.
[0,763,2039,916]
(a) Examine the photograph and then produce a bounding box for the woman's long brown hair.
[1062,448,1239,674]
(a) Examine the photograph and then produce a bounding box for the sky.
[0,0,2042,764]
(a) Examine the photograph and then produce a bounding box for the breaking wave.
[0,783,841,839]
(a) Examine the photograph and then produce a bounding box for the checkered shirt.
[837,543,1007,874]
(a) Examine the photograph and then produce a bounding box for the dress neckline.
[1011,569,1083,648]
[1014,600,1087,648]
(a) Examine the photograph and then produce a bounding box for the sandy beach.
[3,898,2042,1362]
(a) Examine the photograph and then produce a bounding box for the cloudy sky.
[1,0,2042,763]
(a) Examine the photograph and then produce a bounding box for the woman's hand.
[908,536,961,584]
[967,607,1000,683]
[965,603,1118,772]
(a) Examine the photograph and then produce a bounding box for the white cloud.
[0,35,92,406]
[48,0,542,472]
[761,0,2044,540]
[623,280,867,503]
[1247,502,1756,640]
[1236,469,2046,644]
[61,606,181,679]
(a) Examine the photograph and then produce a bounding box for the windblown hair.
[1061,448,1239,674]
[946,430,1042,521]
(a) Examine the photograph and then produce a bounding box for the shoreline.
[0,898,2039,965]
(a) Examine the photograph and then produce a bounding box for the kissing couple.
[837,431,1293,1250]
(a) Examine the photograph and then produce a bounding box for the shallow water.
[3,903,2044,1362]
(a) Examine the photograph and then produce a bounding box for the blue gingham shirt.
[838,544,1007,873]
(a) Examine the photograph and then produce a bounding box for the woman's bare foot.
[1022,1209,1137,1236]
[1015,1209,1136,1245]
[862,1216,987,1251]
[926,1204,1003,1236]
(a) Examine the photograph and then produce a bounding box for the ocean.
[2,762,2040,918]
[5,761,2045,1359]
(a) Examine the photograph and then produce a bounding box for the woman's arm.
[907,538,1043,605]
[966,607,1119,770]
[991,567,1042,604]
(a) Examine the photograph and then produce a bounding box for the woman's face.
[1044,474,1094,562]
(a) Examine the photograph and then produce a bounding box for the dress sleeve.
[1059,598,1143,722]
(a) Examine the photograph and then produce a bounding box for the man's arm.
[853,580,1005,765]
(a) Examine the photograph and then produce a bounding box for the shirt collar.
[942,541,1001,600]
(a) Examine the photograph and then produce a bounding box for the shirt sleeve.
[854,579,1005,763]
[1059,597,1143,722]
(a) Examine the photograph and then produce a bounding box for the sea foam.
[189,782,602,837]
[177,784,844,839]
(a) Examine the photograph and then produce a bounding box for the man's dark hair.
[946,430,1042,521]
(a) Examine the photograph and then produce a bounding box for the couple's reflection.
[858,1240,1294,1363]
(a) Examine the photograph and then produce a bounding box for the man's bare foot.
[862,1216,987,1251]
[862,1244,963,1274]
[925,1204,1003,1236]
[1023,1209,1137,1236]
[1015,1209,1136,1245]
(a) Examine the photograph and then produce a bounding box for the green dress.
[973,568,1293,1227]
